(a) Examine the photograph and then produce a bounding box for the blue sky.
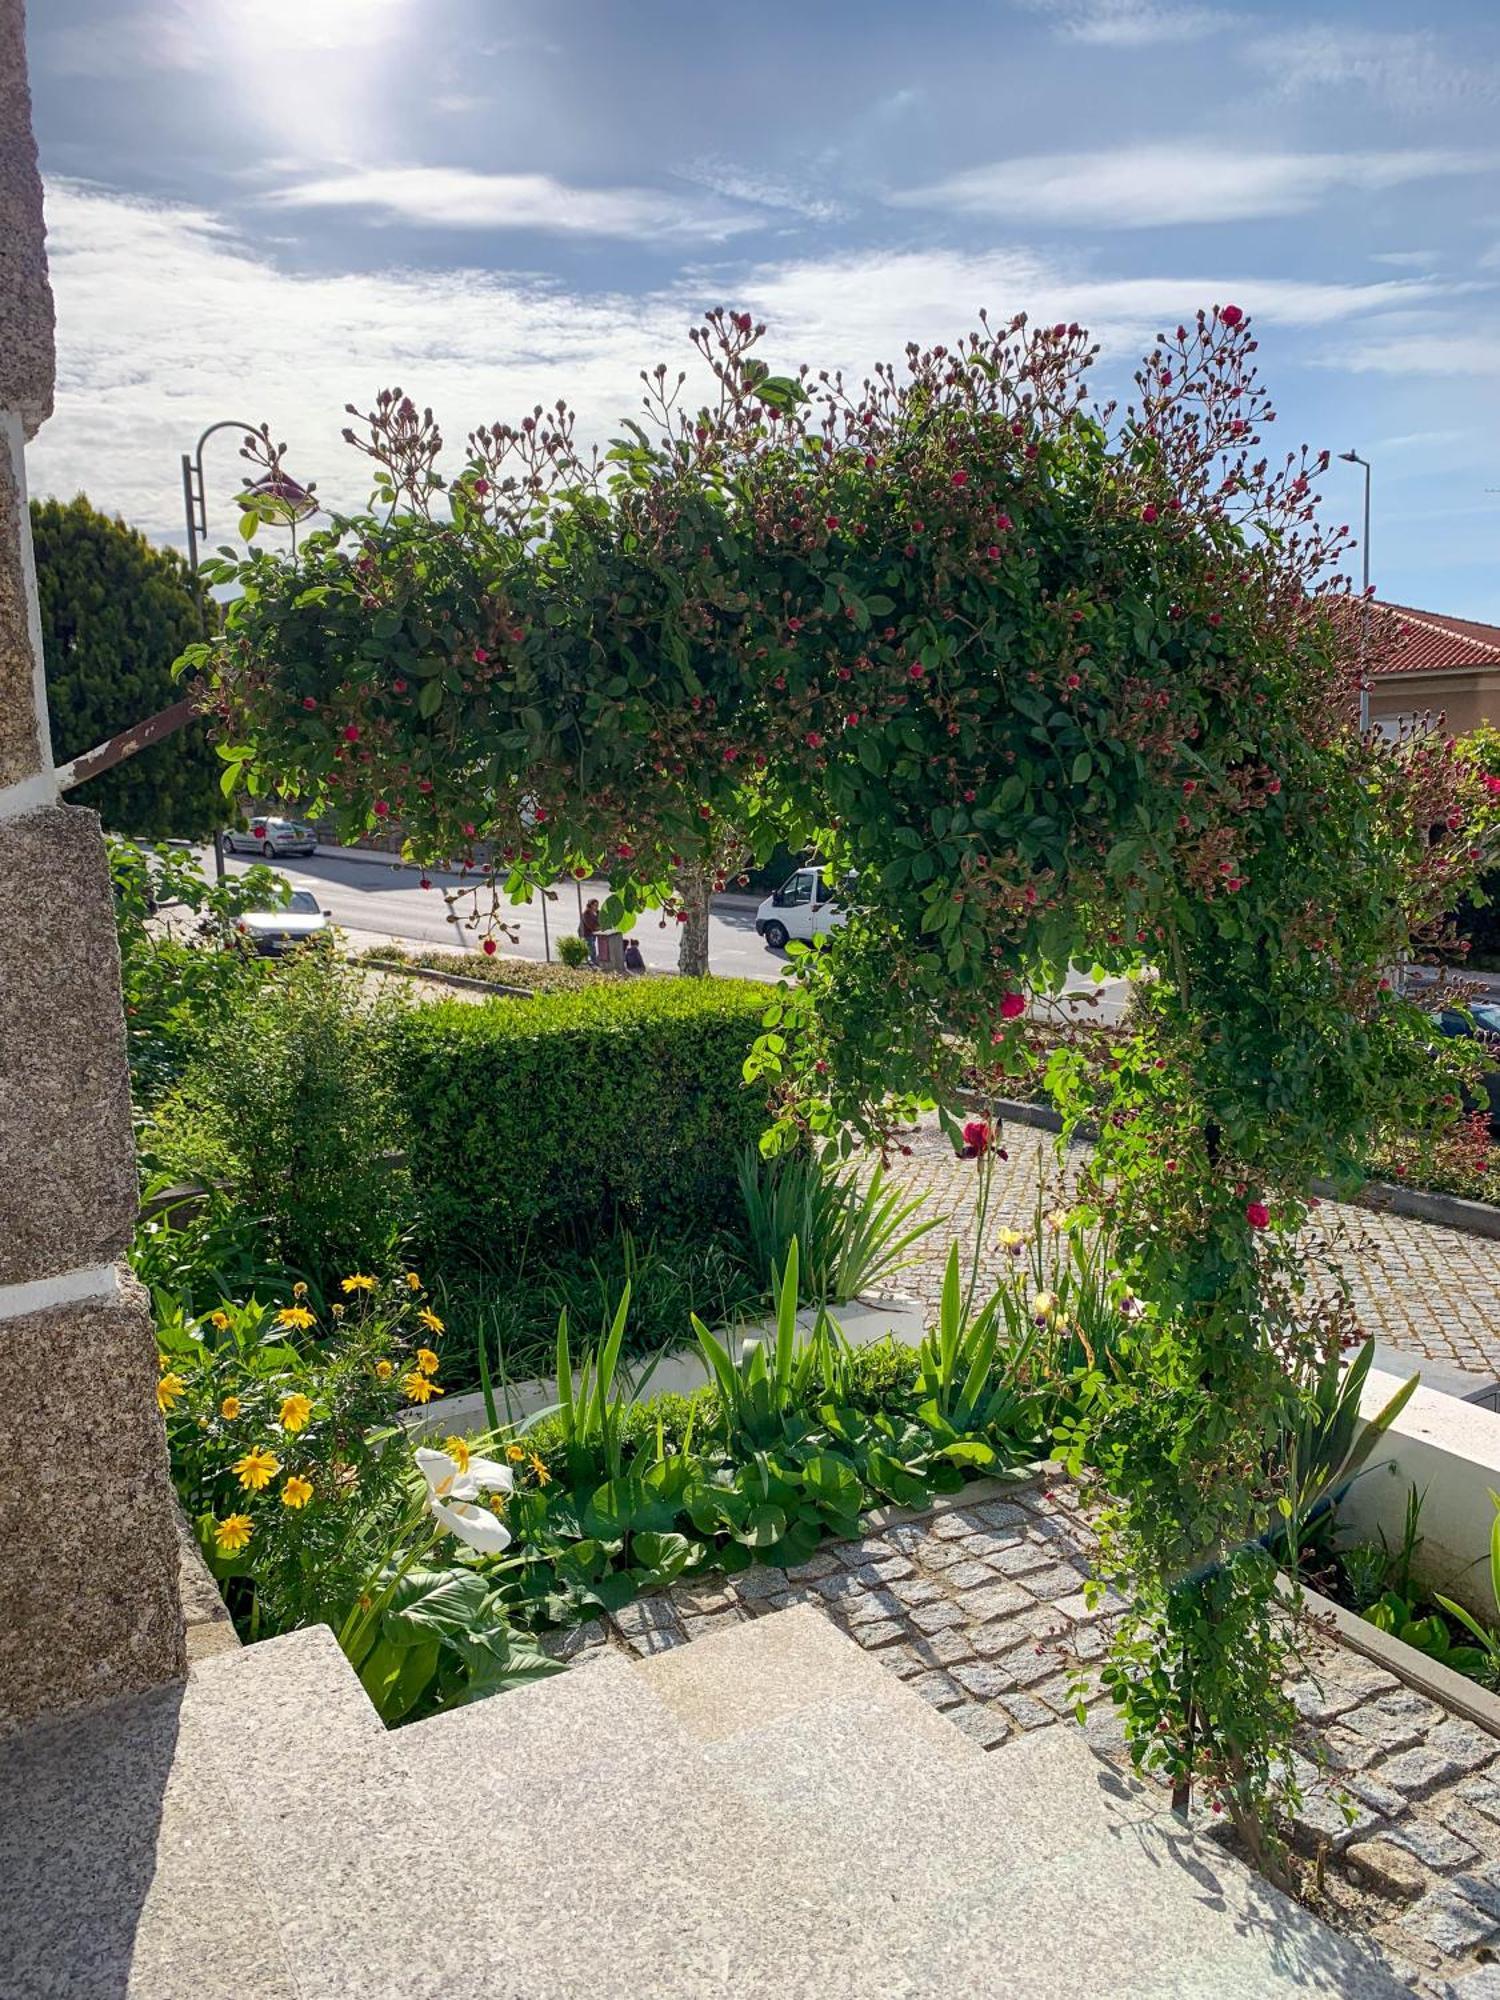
[25,0,1500,618]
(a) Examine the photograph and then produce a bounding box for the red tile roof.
[1366,600,1500,678]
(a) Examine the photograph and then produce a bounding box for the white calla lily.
[415,1446,516,1554]
[428,1493,513,1555]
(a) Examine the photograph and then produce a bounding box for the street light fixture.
[180,422,314,878]
[1339,450,1372,735]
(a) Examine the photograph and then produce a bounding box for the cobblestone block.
[1388,1820,1482,1872]
[1403,1889,1500,1955]
[1377,1746,1467,1799]
[1428,1719,1500,1777]
[1346,1836,1429,1901]
[886,1574,946,1608]
[947,1702,1013,1749]
[908,1599,969,1635]
[906,1670,965,1709]
[850,1619,908,1651]
[999,1691,1057,1731]
[956,1580,1035,1622]
[941,1559,1000,1590]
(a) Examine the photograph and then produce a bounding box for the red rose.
[343,725,360,742]
[616,842,635,860]
[393,678,408,693]
[472,478,489,497]
[995,513,1012,532]
[419,877,431,890]
[374,800,389,817]
[909,663,925,681]
[805,731,825,749]
[951,471,968,488]
[302,696,317,711]
[1141,504,1159,525]
[825,516,839,531]
[1220,304,1244,328]
[483,939,497,956]
[1245,1200,1269,1229]
[473,647,489,665]
[986,545,1000,559]
[1484,775,1500,796]
[1000,991,1025,1020]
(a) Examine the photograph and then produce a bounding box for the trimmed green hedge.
[392,978,773,1252]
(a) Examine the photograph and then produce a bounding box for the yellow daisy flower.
[276,1305,317,1332]
[233,1445,281,1492]
[375,1359,394,1381]
[209,1310,230,1331]
[415,1346,440,1377]
[279,1393,313,1434]
[220,1395,241,1421]
[330,1303,345,1320]
[418,1306,445,1336]
[156,1372,186,1413]
[292,1280,308,1299]
[405,1271,422,1292]
[529,1454,551,1487]
[505,1442,527,1464]
[214,1513,253,1555]
[341,1274,376,1295]
[442,1437,471,1472]
[403,1371,443,1404]
[280,1475,314,1511]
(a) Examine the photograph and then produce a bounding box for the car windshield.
[1471,1003,1500,1037]
[287,891,320,912]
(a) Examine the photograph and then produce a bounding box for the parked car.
[224,816,317,858]
[1430,1004,1500,1135]
[236,889,331,957]
[754,866,851,951]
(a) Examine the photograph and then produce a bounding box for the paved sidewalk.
[880,1121,1500,1384]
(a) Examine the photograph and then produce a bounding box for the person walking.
[579,897,602,964]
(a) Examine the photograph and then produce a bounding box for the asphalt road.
[200,845,786,981]
[196,844,1135,1017]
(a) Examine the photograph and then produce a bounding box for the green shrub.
[143,948,410,1278]
[556,934,591,969]
[391,978,771,1254]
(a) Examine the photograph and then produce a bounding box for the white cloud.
[684,160,849,224]
[1340,334,1500,378]
[265,165,763,242]
[1015,0,1234,46]
[1247,27,1500,111]
[26,179,1460,549]
[894,145,1494,229]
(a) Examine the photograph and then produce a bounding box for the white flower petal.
[429,1493,512,1555]
[461,1456,516,1495]
[414,1446,461,1501]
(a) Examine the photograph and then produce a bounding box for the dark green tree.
[32,494,218,837]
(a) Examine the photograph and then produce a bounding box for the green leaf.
[418,678,445,718]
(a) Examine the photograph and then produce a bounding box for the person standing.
[579,897,602,964]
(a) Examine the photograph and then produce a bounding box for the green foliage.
[33,495,219,837]
[193,305,1500,1861]
[556,934,591,968]
[736,1147,937,1305]
[110,836,281,1105]
[390,977,771,1253]
[143,947,410,1278]
[438,1224,762,1392]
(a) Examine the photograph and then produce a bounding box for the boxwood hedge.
[392,978,774,1253]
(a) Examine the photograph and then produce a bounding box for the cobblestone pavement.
[559,1480,1500,1997]
[876,1119,1500,1384]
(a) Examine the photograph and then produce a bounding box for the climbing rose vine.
[184,307,1497,1867]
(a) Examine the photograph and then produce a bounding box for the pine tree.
[31,494,219,838]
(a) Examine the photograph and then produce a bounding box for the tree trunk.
[676,864,712,977]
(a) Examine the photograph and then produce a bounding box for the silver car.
[224,815,318,858]
[237,889,332,957]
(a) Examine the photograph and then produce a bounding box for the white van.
[754,866,850,951]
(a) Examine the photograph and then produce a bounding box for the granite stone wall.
[0,0,185,1731]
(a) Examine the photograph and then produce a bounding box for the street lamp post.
[182,420,262,880]
[1339,450,1372,735]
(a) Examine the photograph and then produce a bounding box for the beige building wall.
[1368,670,1500,739]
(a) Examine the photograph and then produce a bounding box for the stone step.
[0,1603,1412,1998]
[639,1606,1408,1998]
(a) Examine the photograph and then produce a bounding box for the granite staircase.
[0,1605,1403,1998]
